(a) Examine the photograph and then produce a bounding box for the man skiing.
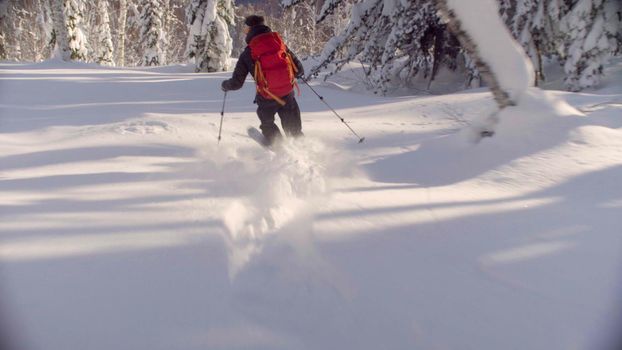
[221,15,305,146]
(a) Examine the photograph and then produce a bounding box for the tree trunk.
[435,0,515,110]
[534,38,545,86]
[51,0,70,60]
[118,0,127,66]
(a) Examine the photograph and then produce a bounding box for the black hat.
[244,15,264,27]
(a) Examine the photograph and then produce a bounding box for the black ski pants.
[255,92,302,144]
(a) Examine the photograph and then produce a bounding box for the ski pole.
[217,91,227,144]
[300,78,365,143]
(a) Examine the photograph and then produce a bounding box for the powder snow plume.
[221,136,333,279]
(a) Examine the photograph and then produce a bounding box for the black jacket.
[222,25,304,92]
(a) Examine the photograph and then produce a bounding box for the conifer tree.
[37,0,56,61]
[51,0,88,61]
[185,0,234,72]
[66,0,88,61]
[0,1,10,61]
[139,0,167,66]
[502,0,569,85]
[95,0,114,66]
[560,0,620,91]
[305,0,461,94]
[0,1,7,61]
[124,1,143,66]
[0,33,6,61]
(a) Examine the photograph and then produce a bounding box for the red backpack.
[248,32,300,106]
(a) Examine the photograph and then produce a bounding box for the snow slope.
[1,58,621,350]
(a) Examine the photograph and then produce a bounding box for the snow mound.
[366,89,590,187]
[222,137,332,278]
[476,88,584,139]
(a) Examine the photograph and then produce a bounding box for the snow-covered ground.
[1,58,621,350]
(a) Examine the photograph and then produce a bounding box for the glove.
[296,71,305,79]
[221,81,229,92]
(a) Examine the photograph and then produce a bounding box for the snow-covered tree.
[36,0,56,61]
[5,3,22,60]
[94,0,114,66]
[500,0,570,86]
[0,1,8,60]
[52,0,88,61]
[281,0,305,7]
[306,0,462,94]
[560,0,620,91]
[283,0,352,56]
[51,1,66,59]
[316,0,345,23]
[164,0,189,64]
[279,0,323,57]
[123,2,143,66]
[2,3,25,60]
[116,0,128,66]
[324,0,353,38]
[508,0,544,84]
[139,0,167,66]
[498,0,620,91]
[292,0,622,94]
[437,0,519,109]
[0,32,5,60]
[233,0,350,60]
[613,1,622,54]
[185,0,234,72]
[436,0,535,137]
[0,0,54,62]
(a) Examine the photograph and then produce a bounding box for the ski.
[247,127,271,148]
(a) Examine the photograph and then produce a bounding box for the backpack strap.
[285,51,301,97]
[254,61,286,106]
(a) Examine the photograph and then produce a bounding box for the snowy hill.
[1,59,621,350]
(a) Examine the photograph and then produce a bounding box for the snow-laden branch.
[436,0,535,108]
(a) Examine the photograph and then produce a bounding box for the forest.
[0,0,620,93]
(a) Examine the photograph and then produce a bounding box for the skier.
[221,15,305,146]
